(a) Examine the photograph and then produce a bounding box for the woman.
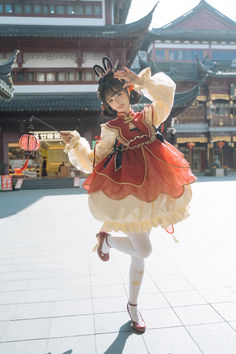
[61,57,196,333]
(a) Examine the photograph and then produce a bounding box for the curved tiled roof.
[148,29,236,43]
[0,8,153,39]
[0,50,19,99]
[0,85,201,118]
[160,0,236,30]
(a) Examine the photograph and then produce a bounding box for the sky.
[126,0,236,29]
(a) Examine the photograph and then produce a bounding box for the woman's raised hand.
[60,131,75,144]
[113,67,141,87]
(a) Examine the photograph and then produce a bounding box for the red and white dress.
[65,68,197,233]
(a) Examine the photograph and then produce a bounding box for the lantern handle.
[30,115,61,133]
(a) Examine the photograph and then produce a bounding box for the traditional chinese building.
[0,0,204,180]
[0,50,18,99]
[142,0,236,172]
[0,0,152,177]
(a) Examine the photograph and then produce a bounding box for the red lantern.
[19,133,40,152]
[15,134,40,175]
[217,141,225,150]
[187,142,195,150]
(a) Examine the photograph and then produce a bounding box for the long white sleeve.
[135,67,176,127]
[64,131,93,174]
[64,126,116,174]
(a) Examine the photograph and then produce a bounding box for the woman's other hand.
[113,67,141,87]
[60,131,75,144]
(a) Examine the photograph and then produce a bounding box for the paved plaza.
[0,176,236,354]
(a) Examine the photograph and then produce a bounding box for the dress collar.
[117,110,135,124]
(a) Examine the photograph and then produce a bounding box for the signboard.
[231,84,236,99]
[0,175,12,191]
[32,131,62,141]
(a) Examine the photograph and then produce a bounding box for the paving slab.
[0,177,236,353]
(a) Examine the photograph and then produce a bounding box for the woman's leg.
[127,231,151,323]
[100,230,152,325]
[101,231,152,258]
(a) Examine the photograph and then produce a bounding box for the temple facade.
[0,0,208,179]
[0,0,151,177]
[142,0,236,173]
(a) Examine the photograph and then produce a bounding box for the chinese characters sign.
[31,131,62,141]
[231,84,236,99]
[0,175,12,191]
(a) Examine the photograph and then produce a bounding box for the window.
[56,6,64,15]
[27,72,34,81]
[25,5,32,14]
[17,72,25,81]
[36,73,45,82]
[169,50,182,61]
[212,51,236,61]
[58,72,65,81]
[46,73,55,81]
[15,4,23,14]
[13,69,96,84]
[5,4,13,13]
[75,5,83,14]
[66,6,74,15]
[94,5,101,15]
[49,5,55,14]
[85,5,92,15]
[156,49,164,61]
[68,72,75,81]
[168,49,204,62]
[33,5,41,14]
[76,71,82,81]
[0,1,102,17]
[43,5,48,14]
[84,71,93,80]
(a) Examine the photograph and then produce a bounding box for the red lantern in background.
[19,134,40,153]
[16,115,61,175]
[15,133,40,175]
[217,141,225,150]
[187,142,195,150]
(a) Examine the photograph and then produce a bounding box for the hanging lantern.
[15,133,40,175]
[187,142,195,150]
[217,141,225,150]
[19,133,40,153]
[15,115,60,175]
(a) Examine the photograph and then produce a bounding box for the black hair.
[97,72,142,118]
[93,56,142,118]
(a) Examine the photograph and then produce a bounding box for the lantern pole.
[30,115,61,133]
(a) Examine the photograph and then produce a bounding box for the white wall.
[0,0,106,26]
[14,85,97,93]
[23,53,77,68]
[82,52,106,67]
[0,15,105,26]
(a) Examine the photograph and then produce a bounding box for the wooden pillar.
[0,126,3,161]
[105,0,113,25]
[207,143,210,169]
[76,49,83,68]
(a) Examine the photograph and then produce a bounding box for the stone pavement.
[0,175,236,354]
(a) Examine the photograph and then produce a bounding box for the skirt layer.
[84,139,197,202]
[88,184,192,233]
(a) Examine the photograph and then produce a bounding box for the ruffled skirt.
[83,139,196,232]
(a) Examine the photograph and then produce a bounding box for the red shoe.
[127,302,146,333]
[96,231,110,262]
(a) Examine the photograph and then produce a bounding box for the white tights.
[102,231,152,322]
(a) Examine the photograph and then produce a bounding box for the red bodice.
[83,110,197,202]
[106,110,154,148]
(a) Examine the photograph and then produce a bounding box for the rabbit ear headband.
[93,56,114,79]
